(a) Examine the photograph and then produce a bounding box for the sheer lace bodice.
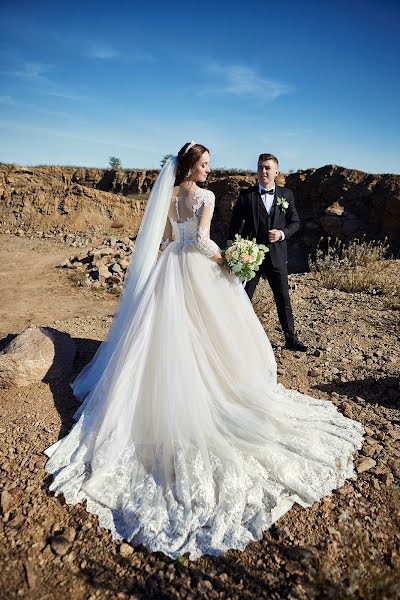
[161,188,220,257]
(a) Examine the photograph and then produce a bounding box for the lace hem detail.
[45,384,364,560]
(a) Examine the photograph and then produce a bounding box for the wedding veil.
[71,155,178,401]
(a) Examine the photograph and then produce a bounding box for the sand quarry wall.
[1,163,399,271]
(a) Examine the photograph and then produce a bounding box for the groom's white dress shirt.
[258,183,285,241]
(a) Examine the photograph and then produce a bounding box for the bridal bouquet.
[222,234,269,283]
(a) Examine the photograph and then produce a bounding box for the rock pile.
[60,236,135,292]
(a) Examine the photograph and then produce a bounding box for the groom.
[229,153,307,352]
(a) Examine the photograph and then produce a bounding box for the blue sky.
[0,0,399,173]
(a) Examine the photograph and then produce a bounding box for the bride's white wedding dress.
[45,187,364,559]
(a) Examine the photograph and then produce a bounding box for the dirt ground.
[0,235,399,600]
[0,235,117,336]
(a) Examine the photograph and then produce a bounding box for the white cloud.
[201,63,293,101]
[83,42,155,64]
[128,51,157,64]
[85,44,120,59]
[2,60,92,102]
[6,61,51,82]
[0,120,154,152]
[34,107,89,124]
[45,89,92,102]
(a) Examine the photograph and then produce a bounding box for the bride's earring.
[186,169,192,179]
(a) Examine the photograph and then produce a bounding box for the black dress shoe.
[285,339,308,352]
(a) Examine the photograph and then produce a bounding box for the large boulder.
[0,326,76,388]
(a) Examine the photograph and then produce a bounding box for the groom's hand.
[268,229,282,243]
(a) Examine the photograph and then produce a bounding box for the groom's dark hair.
[258,153,279,166]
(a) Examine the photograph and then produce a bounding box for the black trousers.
[245,256,296,342]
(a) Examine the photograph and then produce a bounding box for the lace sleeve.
[195,191,220,258]
[160,238,171,251]
[160,217,172,251]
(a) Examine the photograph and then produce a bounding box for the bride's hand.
[211,255,229,269]
[217,257,229,268]
[218,258,231,271]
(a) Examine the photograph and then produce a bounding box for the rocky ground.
[0,234,399,600]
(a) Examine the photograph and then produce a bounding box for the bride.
[45,142,364,559]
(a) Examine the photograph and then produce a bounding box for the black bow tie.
[261,188,274,195]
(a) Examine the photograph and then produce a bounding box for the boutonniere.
[276,197,289,213]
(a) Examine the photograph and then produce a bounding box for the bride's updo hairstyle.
[175,142,210,186]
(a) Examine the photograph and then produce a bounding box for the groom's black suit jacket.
[228,184,300,269]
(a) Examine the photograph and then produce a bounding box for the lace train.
[45,384,363,559]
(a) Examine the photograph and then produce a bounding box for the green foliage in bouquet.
[222,234,269,283]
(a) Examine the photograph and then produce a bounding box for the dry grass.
[308,237,400,296]
[67,268,87,287]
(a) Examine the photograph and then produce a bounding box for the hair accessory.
[183,141,196,155]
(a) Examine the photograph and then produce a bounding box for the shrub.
[68,268,87,287]
[308,236,399,296]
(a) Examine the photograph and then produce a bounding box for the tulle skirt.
[45,242,364,559]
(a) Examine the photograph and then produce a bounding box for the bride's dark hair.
[175,142,209,186]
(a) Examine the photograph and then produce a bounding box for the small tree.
[109,156,122,169]
[160,154,172,168]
